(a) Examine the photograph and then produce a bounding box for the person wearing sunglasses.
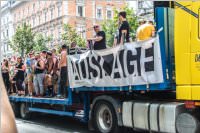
[88,24,106,50]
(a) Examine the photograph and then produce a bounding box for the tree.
[62,24,86,47]
[10,23,35,57]
[33,34,52,52]
[101,5,139,47]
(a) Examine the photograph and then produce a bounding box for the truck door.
[190,2,200,99]
[175,2,192,100]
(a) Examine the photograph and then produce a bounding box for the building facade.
[10,0,125,47]
[1,1,15,57]
[128,0,153,20]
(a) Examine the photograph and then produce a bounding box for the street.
[16,114,92,133]
[16,114,141,133]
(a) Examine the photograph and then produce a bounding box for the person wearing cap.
[25,51,35,96]
[118,11,130,45]
[88,24,106,50]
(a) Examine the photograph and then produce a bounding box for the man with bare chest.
[59,44,68,98]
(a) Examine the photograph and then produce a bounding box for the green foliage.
[62,24,86,47]
[101,5,139,47]
[33,34,52,52]
[10,23,52,56]
[10,23,35,57]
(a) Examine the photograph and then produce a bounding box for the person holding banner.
[118,11,130,45]
[87,24,106,50]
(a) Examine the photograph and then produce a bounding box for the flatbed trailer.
[9,2,200,133]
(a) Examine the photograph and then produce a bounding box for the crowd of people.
[1,45,68,98]
[1,11,155,99]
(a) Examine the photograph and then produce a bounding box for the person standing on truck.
[25,51,35,96]
[33,53,45,97]
[15,57,26,96]
[87,24,106,50]
[51,48,59,96]
[136,20,155,41]
[44,51,54,97]
[118,11,130,45]
[1,59,10,93]
[59,44,68,98]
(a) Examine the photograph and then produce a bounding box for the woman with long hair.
[1,59,10,93]
[15,57,26,96]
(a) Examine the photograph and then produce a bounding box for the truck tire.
[11,102,20,117]
[20,103,31,120]
[93,101,122,133]
[176,113,200,133]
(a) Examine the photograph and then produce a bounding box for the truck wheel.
[93,101,121,133]
[176,113,200,133]
[20,103,31,120]
[11,102,20,117]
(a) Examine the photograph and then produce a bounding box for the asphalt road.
[16,114,141,133]
[16,114,92,133]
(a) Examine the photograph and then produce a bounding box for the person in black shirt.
[15,57,25,96]
[118,11,130,45]
[88,24,106,50]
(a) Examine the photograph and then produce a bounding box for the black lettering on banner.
[71,60,80,80]
[119,50,127,78]
[87,56,100,79]
[80,60,87,79]
[113,52,121,78]
[145,44,154,72]
[127,48,141,76]
[102,54,114,76]
[97,56,103,78]
[70,42,156,83]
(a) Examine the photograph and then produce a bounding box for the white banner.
[68,36,163,88]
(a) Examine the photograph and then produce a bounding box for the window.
[44,12,47,22]
[44,31,47,38]
[23,9,25,16]
[14,14,16,21]
[38,15,41,25]
[58,27,62,40]
[58,6,61,17]
[138,1,144,9]
[51,8,54,20]
[3,18,5,24]
[96,8,102,19]
[18,12,20,20]
[51,29,54,39]
[77,6,83,17]
[106,10,112,19]
[28,7,29,14]
[33,3,35,11]
[6,30,9,37]
[76,0,84,3]
[33,17,35,27]
[76,25,86,39]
